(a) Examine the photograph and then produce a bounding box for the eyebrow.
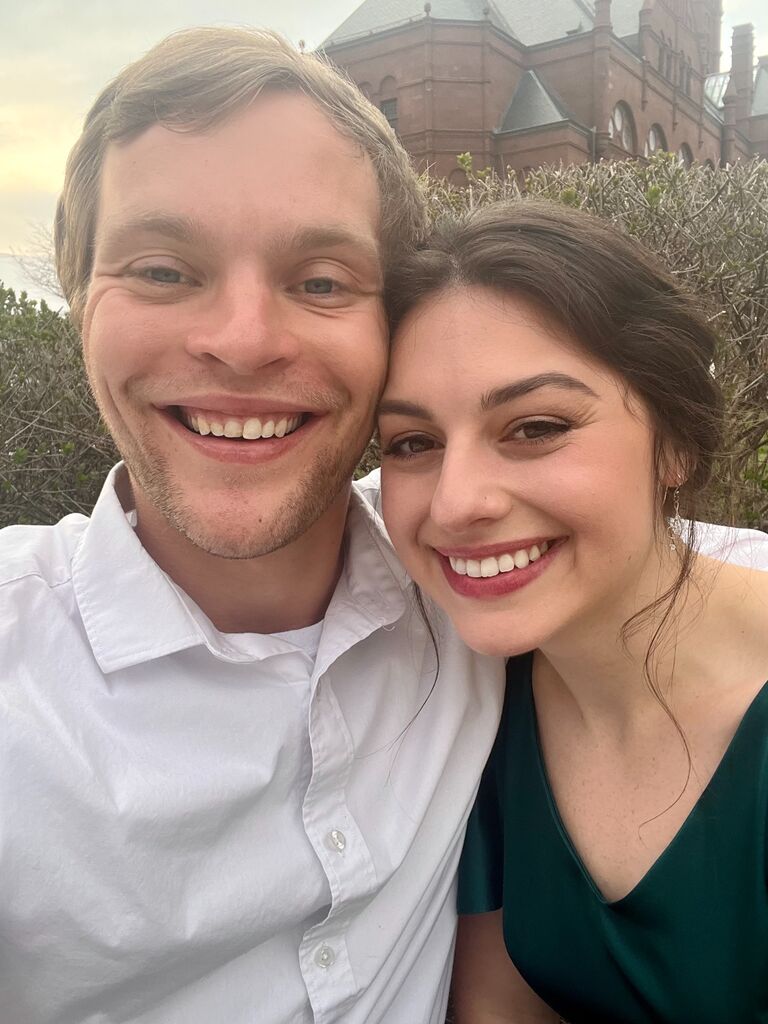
[95,213,203,251]
[284,225,380,267]
[378,372,598,421]
[480,372,598,410]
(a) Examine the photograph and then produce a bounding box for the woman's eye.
[509,419,570,442]
[382,435,437,459]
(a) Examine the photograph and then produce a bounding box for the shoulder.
[692,521,768,570]
[352,467,381,509]
[0,514,88,595]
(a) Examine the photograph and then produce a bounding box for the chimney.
[594,0,612,30]
[638,0,653,61]
[730,24,754,122]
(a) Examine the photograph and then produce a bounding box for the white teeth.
[243,417,262,439]
[183,412,302,440]
[513,549,529,569]
[449,541,554,578]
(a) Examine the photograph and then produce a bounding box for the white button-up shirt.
[2,468,766,1024]
[0,465,505,1024]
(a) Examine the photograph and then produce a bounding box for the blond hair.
[55,26,426,326]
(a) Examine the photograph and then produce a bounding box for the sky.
[1,0,766,276]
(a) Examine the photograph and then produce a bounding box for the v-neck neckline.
[524,659,768,908]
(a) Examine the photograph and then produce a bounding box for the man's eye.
[302,277,336,295]
[136,266,190,285]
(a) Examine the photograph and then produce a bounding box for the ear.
[659,445,692,489]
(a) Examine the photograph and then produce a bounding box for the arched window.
[677,143,694,167]
[608,102,637,153]
[644,123,668,157]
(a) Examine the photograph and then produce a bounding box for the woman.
[378,201,768,1023]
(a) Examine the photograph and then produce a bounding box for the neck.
[128,480,350,635]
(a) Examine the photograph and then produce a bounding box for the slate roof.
[322,0,606,48]
[499,70,570,131]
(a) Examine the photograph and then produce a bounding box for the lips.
[437,538,564,599]
[157,403,318,466]
[178,407,305,440]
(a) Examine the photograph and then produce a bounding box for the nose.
[429,443,514,534]
[184,270,299,375]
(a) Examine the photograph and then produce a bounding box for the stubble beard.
[118,425,368,560]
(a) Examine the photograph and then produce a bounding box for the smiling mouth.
[172,407,309,441]
[447,540,554,578]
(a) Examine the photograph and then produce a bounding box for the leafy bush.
[2,154,766,529]
[0,286,116,525]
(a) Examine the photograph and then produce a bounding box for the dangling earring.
[667,484,683,551]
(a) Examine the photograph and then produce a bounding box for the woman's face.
[379,286,665,657]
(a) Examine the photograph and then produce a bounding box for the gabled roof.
[322,0,601,49]
[499,70,570,131]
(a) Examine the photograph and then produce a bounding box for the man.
[0,27,504,1024]
[1,25,765,1024]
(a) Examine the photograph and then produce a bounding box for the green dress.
[458,653,768,1023]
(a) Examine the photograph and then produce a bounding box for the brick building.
[321,0,768,179]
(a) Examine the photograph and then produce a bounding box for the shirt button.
[329,829,347,852]
[314,944,336,969]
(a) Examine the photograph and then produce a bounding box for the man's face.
[82,93,387,558]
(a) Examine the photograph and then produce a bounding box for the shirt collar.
[72,464,408,675]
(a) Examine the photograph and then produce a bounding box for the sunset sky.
[1,0,766,262]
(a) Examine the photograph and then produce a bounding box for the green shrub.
[0,286,116,526]
[2,154,766,529]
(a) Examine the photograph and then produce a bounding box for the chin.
[450,619,531,659]
[172,500,306,560]
[442,600,560,658]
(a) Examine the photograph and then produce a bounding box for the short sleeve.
[457,738,504,914]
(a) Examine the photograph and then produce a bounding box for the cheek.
[84,295,192,397]
[380,469,431,549]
